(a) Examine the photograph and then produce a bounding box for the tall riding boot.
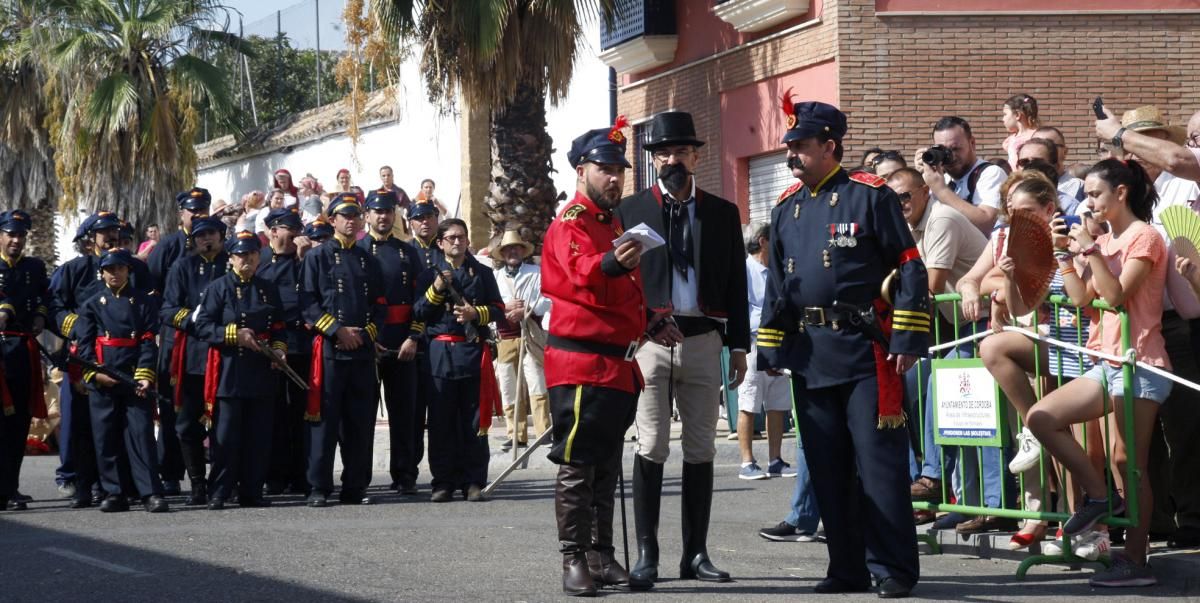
[629,455,663,589]
[556,464,597,597]
[679,461,731,582]
[181,442,207,506]
[587,453,633,589]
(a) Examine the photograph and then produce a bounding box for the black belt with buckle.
[548,334,639,362]
[672,316,719,338]
[800,306,844,327]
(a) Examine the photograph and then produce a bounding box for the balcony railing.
[600,0,677,51]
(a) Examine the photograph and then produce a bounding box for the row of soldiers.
[0,186,505,513]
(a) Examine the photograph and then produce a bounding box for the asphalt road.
[3,450,1198,602]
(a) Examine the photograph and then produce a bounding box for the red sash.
[384,304,412,325]
[434,334,500,436]
[203,332,270,428]
[169,332,188,411]
[306,334,324,422]
[0,332,46,419]
[872,299,905,429]
[94,336,139,364]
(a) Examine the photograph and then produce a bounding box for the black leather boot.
[557,464,597,597]
[629,455,663,589]
[181,442,208,506]
[679,461,731,582]
[587,452,633,589]
[186,478,207,506]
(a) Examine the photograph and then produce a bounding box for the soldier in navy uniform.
[756,99,930,598]
[412,218,503,503]
[75,249,168,513]
[257,208,311,495]
[299,193,384,508]
[0,210,49,512]
[405,201,443,493]
[359,189,422,494]
[160,216,228,506]
[194,231,288,509]
[50,210,152,507]
[147,188,210,495]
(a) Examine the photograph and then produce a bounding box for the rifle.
[36,340,171,406]
[436,266,480,343]
[249,338,309,390]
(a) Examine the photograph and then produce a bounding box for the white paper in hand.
[612,222,665,251]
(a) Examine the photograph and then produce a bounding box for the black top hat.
[642,111,706,151]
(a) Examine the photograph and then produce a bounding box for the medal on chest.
[828,223,858,248]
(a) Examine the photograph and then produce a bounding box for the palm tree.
[39,0,245,231]
[371,0,612,250]
[0,0,60,264]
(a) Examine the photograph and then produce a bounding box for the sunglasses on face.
[896,192,913,203]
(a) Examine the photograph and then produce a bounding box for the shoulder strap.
[966,161,992,203]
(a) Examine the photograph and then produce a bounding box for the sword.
[37,339,172,406]
[250,338,309,390]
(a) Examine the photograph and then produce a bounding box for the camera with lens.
[921,145,953,167]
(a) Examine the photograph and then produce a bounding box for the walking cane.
[618,456,631,572]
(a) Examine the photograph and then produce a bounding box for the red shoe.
[1008,522,1047,550]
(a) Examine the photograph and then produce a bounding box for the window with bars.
[634,123,657,192]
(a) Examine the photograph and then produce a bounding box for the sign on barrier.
[931,358,1005,447]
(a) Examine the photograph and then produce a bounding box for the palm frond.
[83,72,139,136]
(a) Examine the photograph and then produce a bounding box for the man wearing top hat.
[615,111,748,586]
[49,210,152,507]
[160,216,229,506]
[147,186,212,495]
[258,207,313,495]
[756,96,930,598]
[542,118,647,596]
[0,210,49,511]
[299,193,385,507]
[491,230,551,451]
[359,188,423,494]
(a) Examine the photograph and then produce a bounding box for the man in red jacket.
[542,119,648,597]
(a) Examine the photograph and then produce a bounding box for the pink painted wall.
[719,59,839,220]
[628,0,824,83]
[877,0,1198,11]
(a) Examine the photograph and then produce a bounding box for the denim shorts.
[1081,362,1173,404]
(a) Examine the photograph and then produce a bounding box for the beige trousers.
[496,337,550,443]
[634,330,723,464]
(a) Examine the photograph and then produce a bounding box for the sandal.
[1008,521,1047,550]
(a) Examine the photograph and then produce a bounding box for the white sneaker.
[1043,528,1065,555]
[1074,530,1111,561]
[1008,427,1043,474]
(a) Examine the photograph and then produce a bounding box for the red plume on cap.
[608,114,629,144]
[781,87,797,129]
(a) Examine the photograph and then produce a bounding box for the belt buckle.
[804,307,826,326]
[624,341,638,362]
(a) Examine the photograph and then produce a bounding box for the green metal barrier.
[912,293,1138,579]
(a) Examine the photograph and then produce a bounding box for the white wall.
[197,28,611,216]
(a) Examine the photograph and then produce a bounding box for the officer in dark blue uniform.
[147,188,212,494]
[412,218,503,503]
[75,249,168,513]
[0,210,49,512]
[299,193,384,507]
[50,210,152,507]
[406,201,443,493]
[258,208,311,495]
[194,231,287,509]
[160,216,228,505]
[757,99,930,599]
[359,189,423,494]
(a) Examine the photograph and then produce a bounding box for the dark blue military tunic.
[146,229,188,293]
[0,253,49,503]
[257,247,307,356]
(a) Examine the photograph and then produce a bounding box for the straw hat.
[491,229,534,261]
[1121,105,1187,145]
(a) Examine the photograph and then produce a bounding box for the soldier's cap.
[90,211,122,233]
[227,230,262,255]
[365,188,399,211]
[408,200,439,220]
[99,248,135,269]
[568,115,632,169]
[328,193,363,217]
[304,219,334,240]
[265,207,303,231]
[118,220,135,241]
[780,91,847,144]
[189,216,227,239]
[641,111,705,151]
[175,187,212,211]
[0,210,31,234]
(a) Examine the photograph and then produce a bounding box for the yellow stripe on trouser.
[563,385,583,464]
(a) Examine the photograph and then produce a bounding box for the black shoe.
[162,480,182,496]
[91,491,106,505]
[431,489,453,503]
[814,577,871,594]
[1168,526,1200,548]
[387,482,400,492]
[6,499,27,511]
[466,484,487,502]
[70,495,92,509]
[13,491,32,503]
[399,482,419,496]
[932,512,967,530]
[338,489,371,505]
[143,495,169,513]
[306,492,328,508]
[207,497,225,510]
[185,479,207,506]
[265,481,285,496]
[239,497,272,508]
[99,495,129,513]
[877,577,912,599]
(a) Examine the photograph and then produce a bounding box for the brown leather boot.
[587,549,631,588]
[563,552,597,597]
[557,465,597,597]
[587,451,631,589]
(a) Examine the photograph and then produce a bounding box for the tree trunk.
[484,79,557,253]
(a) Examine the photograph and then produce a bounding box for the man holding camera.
[915,117,1007,235]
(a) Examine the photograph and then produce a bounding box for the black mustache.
[787,156,805,170]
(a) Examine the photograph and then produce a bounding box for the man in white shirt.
[490,230,551,451]
[1034,126,1087,203]
[915,117,1006,234]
